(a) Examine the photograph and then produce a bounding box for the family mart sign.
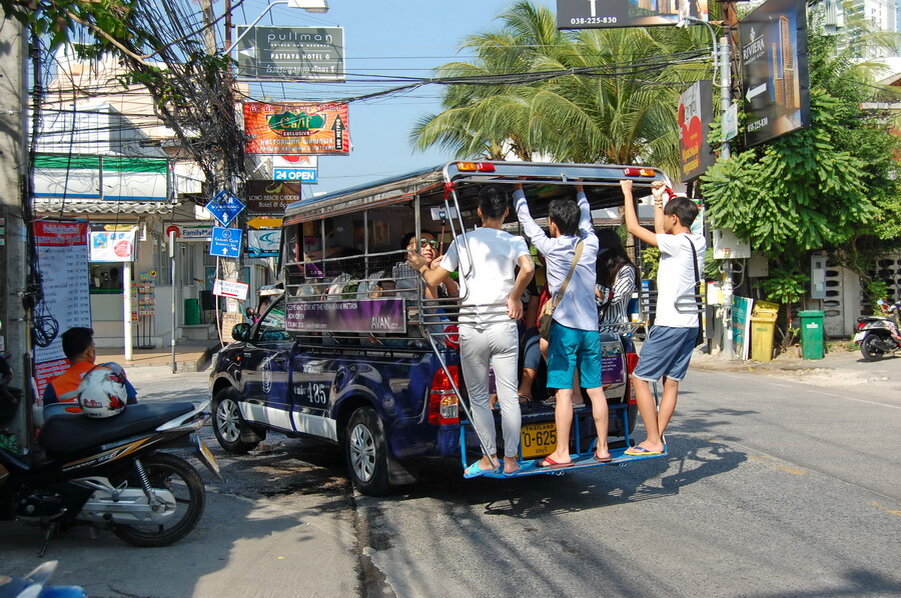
[166,224,212,241]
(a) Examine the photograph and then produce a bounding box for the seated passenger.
[389,231,458,300]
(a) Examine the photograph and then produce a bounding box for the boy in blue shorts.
[515,183,610,466]
[621,179,705,455]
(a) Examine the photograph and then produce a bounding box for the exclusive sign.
[678,80,714,181]
[245,180,301,213]
[739,0,810,146]
[244,102,349,155]
[286,299,406,333]
[556,0,708,29]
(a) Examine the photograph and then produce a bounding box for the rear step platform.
[477,445,668,479]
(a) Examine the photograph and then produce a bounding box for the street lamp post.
[224,0,329,54]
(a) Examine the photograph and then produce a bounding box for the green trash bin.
[798,310,825,360]
[184,298,201,326]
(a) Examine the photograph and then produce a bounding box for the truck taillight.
[625,352,639,405]
[623,167,656,177]
[428,366,460,425]
[626,352,639,374]
[458,161,496,172]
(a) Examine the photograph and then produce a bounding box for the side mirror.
[231,323,251,342]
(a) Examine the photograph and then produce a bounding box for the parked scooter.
[0,561,85,598]
[855,299,901,361]
[0,395,219,554]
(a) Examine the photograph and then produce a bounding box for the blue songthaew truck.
[209,161,671,495]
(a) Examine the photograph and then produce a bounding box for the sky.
[230,0,556,197]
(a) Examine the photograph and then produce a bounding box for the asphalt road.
[2,364,899,597]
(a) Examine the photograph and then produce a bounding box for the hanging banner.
[739,0,810,146]
[213,279,250,301]
[89,229,136,262]
[244,102,349,155]
[246,181,301,213]
[32,222,92,396]
[678,80,714,182]
[556,0,709,29]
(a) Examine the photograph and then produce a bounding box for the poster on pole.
[679,80,714,181]
[236,26,345,81]
[739,0,810,146]
[32,222,92,396]
[732,296,754,360]
[556,0,709,29]
[244,102,349,155]
[89,230,136,262]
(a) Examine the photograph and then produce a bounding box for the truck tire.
[344,406,391,496]
[212,388,263,454]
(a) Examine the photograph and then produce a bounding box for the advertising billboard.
[244,102,349,155]
[245,180,302,213]
[678,80,714,181]
[236,26,345,81]
[556,0,708,29]
[739,0,810,146]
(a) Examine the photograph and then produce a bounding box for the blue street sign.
[273,167,318,183]
[207,190,246,226]
[210,227,243,258]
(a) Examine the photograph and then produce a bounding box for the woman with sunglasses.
[392,231,458,299]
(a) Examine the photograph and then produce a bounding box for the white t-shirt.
[655,232,706,328]
[440,227,530,326]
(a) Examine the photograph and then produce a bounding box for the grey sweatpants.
[459,320,521,459]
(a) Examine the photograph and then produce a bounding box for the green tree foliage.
[412,0,711,175]
[700,26,901,262]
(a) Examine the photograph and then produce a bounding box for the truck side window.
[257,300,289,343]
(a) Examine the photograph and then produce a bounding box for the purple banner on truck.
[600,340,626,386]
[286,298,407,333]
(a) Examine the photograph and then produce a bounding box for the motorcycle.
[855,299,901,361]
[0,561,85,598]
[0,400,220,555]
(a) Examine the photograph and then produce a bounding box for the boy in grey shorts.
[621,180,705,455]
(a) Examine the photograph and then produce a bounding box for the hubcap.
[349,423,376,482]
[216,398,241,443]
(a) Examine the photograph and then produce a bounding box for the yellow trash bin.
[750,310,779,361]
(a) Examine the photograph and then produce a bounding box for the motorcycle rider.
[42,327,136,420]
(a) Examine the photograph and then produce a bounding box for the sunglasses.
[418,238,439,249]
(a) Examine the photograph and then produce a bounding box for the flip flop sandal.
[463,460,498,479]
[624,446,664,456]
[593,452,613,463]
[537,455,573,469]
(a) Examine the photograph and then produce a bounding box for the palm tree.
[411,1,712,176]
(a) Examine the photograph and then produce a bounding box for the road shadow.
[0,460,306,598]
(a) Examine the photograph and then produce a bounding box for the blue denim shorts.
[633,325,698,382]
[546,321,602,390]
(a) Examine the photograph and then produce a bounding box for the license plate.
[854,332,866,342]
[521,422,557,460]
[196,437,221,477]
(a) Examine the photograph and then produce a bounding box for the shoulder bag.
[686,237,705,347]
[537,241,584,340]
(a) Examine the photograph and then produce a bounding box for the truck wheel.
[344,407,391,496]
[860,334,885,362]
[212,388,263,454]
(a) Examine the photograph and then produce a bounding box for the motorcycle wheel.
[113,452,205,548]
[860,334,886,362]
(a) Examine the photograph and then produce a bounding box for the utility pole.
[0,11,30,449]
[201,0,243,341]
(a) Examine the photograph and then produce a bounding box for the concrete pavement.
[95,342,220,373]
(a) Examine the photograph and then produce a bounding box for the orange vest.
[45,361,95,414]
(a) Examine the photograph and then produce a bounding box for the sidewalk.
[690,346,900,392]
[96,341,221,372]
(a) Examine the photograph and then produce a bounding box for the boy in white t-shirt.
[407,185,534,476]
[621,179,706,456]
